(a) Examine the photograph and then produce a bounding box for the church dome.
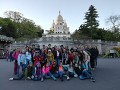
[63,20,67,27]
[56,11,63,24]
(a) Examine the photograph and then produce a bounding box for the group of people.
[9,44,99,82]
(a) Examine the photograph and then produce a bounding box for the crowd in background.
[8,44,99,82]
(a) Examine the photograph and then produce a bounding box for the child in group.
[46,49,54,64]
[17,49,27,77]
[58,61,70,81]
[68,51,74,64]
[40,49,47,68]
[73,51,80,64]
[49,61,59,78]
[12,48,20,75]
[9,62,33,81]
[32,62,42,81]
[74,62,95,82]
[41,62,56,81]
[62,49,68,65]
[62,62,75,79]
[83,50,90,71]
[33,51,43,66]
[26,47,32,66]
[53,47,62,67]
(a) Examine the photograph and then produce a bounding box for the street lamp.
[0,26,2,35]
[0,26,2,30]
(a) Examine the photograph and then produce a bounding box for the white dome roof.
[63,20,67,26]
[56,11,63,24]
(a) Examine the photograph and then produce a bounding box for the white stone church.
[43,11,71,38]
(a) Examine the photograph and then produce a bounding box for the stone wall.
[12,38,119,55]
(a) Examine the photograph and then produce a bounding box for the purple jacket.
[12,51,20,61]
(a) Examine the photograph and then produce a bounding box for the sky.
[0,0,120,33]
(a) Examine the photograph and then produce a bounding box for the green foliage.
[84,5,99,29]
[72,5,120,42]
[77,5,99,39]
[0,11,44,41]
[0,18,17,38]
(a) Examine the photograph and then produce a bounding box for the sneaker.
[9,78,13,81]
[67,76,70,80]
[53,77,56,81]
[91,78,95,82]
[27,77,31,80]
[31,75,34,79]
[52,76,56,81]
[74,74,78,78]
[41,78,43,82]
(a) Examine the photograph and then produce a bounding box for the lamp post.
[0,26,2,35]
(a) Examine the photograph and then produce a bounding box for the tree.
[84,5,99,29]
[0,18,17,38]
[0,11,44,41]
[78,5,99,39]
[106,15,120,33]
[4,11,24,23]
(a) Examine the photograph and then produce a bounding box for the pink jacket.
[42,66,50,74]
[12,51,20,61]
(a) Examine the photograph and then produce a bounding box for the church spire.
[59,10,61,15]
[53,20,54,23]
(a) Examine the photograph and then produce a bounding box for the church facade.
[37,11,72,47]
[50,11,70,34]
[43,11,71,38]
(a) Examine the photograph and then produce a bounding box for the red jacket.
[33,55,42,66]
[68,53,74,61]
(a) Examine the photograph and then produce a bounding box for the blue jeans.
[32,75,42,81]
[58,71,63,79]
[85,60,89,71]
[79,70,93,80]
[17,63,26,77]
[56,56,60,66]
[26,59,32,65]
[32,66,42,81]
[42,71,55,79]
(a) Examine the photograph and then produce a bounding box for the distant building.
[0,35,14,58]
[44,11,71,38]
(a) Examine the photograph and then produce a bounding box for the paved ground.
[0,58,120,90]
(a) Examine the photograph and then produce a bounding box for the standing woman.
[46,49,54,64]
[68,51,74,64]
[89,47,95,70]
[54,48,62,67]
[12,48,20,75]
[40,49,47,68]
[62,49,68,65]
[17,49,27,77]
[26,47,32,65]
[83,50,90,71]
[79,50,84,64]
